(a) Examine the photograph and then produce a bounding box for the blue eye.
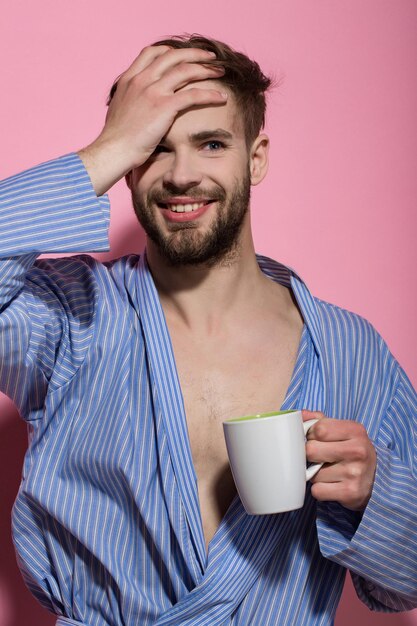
[204,141,224,151]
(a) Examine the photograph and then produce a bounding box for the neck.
[145,227,268,332]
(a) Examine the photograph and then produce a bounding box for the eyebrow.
[188,129,234,143]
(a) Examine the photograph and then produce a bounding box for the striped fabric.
[1,154,417,625]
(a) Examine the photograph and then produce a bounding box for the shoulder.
[313,296,401,412]
[259,253,390,358]
[314,296,379,342]
[301,296,406,432]
[314,295,395,365]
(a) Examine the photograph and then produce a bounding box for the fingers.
[146,47,219,81]
[309,460,376,510]
[302,409,325,426]
[308,458,366,483]
[122,45,172,78]
[120,46,220,87]
[305,418,373,468]
[110,46,226,120]
[169,86,228,113]
[310,480,368,508]
[306,437,370,464]
[302,410,368,442]
[157,62,225,94]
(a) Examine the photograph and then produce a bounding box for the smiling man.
[1,35,417,626]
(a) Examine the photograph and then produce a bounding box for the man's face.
[128,84,253,267]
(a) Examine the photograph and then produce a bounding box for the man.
[1,35,416,625]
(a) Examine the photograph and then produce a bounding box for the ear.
[249,133,269,185]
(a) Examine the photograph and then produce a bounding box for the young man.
[1,36,416,625]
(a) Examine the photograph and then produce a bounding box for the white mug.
[223,410,322,514]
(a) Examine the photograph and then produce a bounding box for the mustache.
[147,186,227,205]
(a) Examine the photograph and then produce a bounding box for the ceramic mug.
[223,410,322,514]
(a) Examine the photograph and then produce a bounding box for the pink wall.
[0,1,416,624]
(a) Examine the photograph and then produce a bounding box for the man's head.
[110,36,272,267]
[108,34,272,147]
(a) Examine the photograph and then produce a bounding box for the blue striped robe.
[1,154,416,625]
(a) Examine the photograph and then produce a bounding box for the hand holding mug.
[303,410,377,511]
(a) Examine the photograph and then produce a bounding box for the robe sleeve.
[0,154,110,417]
[316,360,417,612]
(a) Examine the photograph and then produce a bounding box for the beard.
[131,171,251,267]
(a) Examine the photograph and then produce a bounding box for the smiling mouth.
[159,200,213,213]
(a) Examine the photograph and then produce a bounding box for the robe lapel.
[135,254,207,573]
[289,273,329,414]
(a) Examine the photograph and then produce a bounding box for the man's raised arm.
[0,45,226,413]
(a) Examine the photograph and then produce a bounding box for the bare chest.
[169,322,302,547]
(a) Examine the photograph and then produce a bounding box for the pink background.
[0,1,416,624]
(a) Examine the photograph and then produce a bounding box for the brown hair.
[107,34,272,145]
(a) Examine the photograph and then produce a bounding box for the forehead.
[167,80,244,141]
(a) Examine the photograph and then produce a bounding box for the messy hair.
[107,34,272,145]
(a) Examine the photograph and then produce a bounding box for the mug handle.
[303,419,323,481]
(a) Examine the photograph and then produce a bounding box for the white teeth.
[169,202,206,213]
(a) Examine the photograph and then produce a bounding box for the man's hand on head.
[302,410,377,511]
[77,46,227,197]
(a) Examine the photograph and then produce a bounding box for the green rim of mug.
[224,409,298,423]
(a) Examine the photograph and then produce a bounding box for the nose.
[162,151,203,190]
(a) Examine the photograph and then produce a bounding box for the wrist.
[77,138,134,197]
